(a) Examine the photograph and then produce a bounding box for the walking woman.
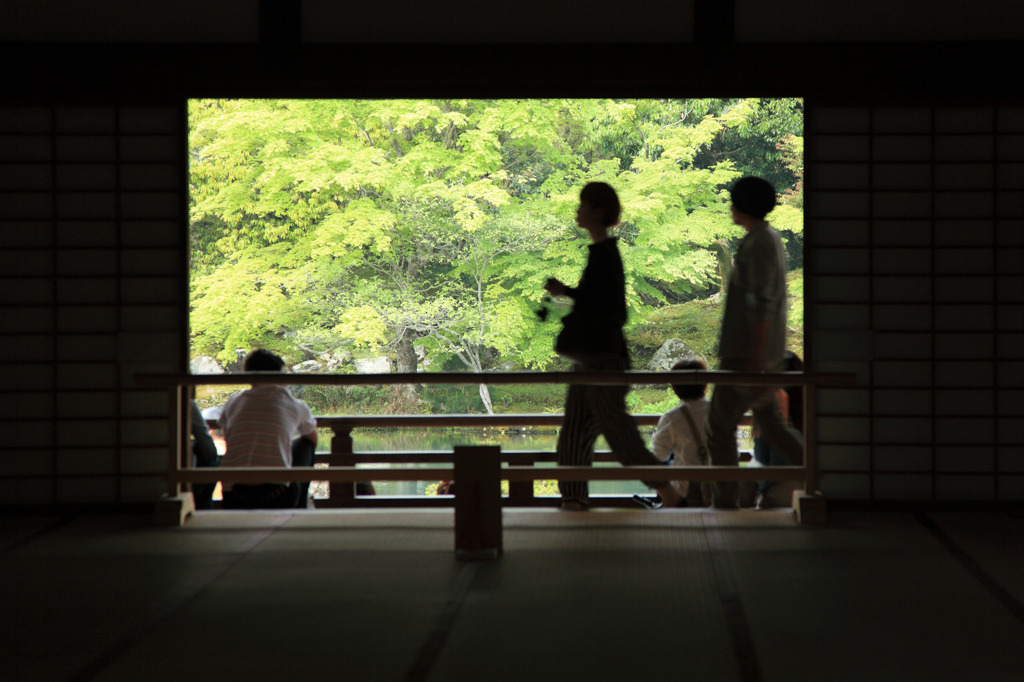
[544,182,685,510]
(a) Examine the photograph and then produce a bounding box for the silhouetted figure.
[219,349,318,509]
[752,350,804,508]
[190,400,219,510]
[545,182,685,510]
[706,177,804,508]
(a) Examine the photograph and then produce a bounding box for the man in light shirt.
[706,177,804,509]
[218,349,318,509]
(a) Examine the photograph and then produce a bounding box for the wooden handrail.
[313,450,756,464]
[206,414,753,428]
[172,465,804,484]
[140,370,855,388]
[209,414,655,429]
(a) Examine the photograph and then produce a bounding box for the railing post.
[154,383,194,526]
[506,480,534,505]
[794,382,826,524]
[171,385,187,497]
[326,424,356,507]
[506,452,534,506]
[454,445,502,560]
[166,385,178,497]
[804,382,818,494]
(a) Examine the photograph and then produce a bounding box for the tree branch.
[710,142,752,159]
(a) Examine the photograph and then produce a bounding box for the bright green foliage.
[771,203,804,238]
[772,132,805,268]
[190,242,315,364]
[786,269,805,359]
[424,479,560,497]
[190,98,804,395]
[333,306,389,348]
[777,134,804,209]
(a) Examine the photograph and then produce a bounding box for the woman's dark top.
[564,237,629,362]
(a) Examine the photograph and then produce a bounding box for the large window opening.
[188,98,804,498]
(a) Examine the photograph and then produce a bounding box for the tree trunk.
[478,383,494,415]
[395,334,419,401]
[711,239,733,293]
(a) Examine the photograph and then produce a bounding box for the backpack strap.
[680,403,709,465]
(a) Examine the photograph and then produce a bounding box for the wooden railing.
[305,413,753,508]
[140,370,855,550]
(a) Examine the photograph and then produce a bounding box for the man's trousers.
[706,385,804,508]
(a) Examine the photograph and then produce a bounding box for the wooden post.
[803,383,818,494]
[794,490,827,524]
[167,385,184,497]
[326,424,356,506]
[453,445,502,560]
[794,382,826,524]
[155,383,193,525]
[506,477,534,506]
[154,492,195,526]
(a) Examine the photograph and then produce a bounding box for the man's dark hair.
[730,177,776,219]
[670,357,707,401]
[580,181,622,228]
[243,349,285,372]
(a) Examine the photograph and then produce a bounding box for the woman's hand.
[544,278,567,297]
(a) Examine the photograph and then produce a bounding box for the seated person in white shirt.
[649,357,710,508]
[218,349,318,509]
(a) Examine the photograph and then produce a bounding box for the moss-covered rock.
[628,296,724,368]
[627,269,804,369]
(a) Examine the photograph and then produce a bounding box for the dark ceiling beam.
[1,41,1022,106]
[694,0,735,44]
[261,0,301,47]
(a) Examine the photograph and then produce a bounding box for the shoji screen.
[807,106,1024,502]
[0,105,185,505]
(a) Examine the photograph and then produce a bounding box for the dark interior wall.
[0,105,185,505]
[807,106,1023,502]
[1,1,1022,507]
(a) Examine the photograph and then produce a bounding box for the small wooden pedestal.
[453,446,502,560]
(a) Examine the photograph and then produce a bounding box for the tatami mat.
[1,509,1021,682]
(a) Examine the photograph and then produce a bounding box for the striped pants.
[557,359,668,504]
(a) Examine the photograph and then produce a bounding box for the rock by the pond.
[318,349,352,372]
[190,356,224,374]
[647,339,693,371]
[355,356,392,374]
[292,360,323,373]
[226,349,248,372]
[414,345,432,371]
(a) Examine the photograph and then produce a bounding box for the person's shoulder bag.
[554,311,624,364]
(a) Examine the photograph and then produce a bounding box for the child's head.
[670,356,707,401]
[243,349,285,372]
[579,181,621,228]
[730,177,776,219]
